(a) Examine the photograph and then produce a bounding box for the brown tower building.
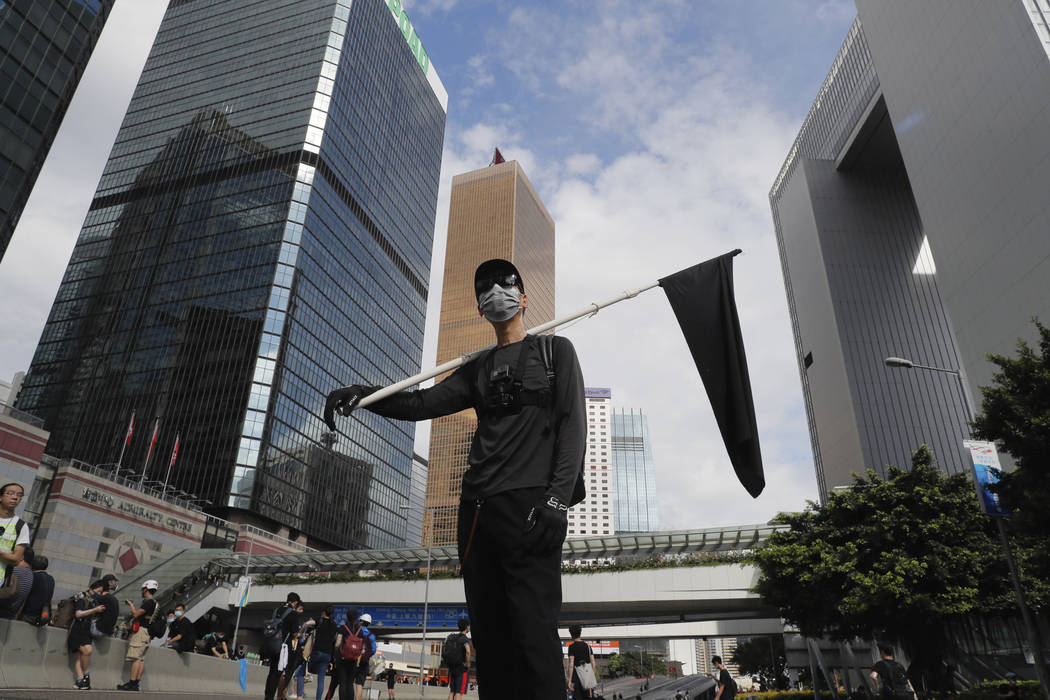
[424,159,555,544]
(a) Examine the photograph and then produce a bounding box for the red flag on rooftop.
[491,147,505,165]
[168,434,180,471]
[124,412,135,446]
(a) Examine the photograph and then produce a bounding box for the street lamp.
[884,355,1050,697]
[401,502,435,699]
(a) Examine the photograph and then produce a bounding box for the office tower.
[424,160,555,545]
[696,638,739,676]
[770,3,1050,498]
[406,452,427,546]
[0,0,114,261]
[611,407,659,533]
[0,371,25,406]
[17,0,447,549]
[567,387,614,538]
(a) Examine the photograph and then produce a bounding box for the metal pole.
[231,529,254,650]
[353,281,662,410]
[889,358,1049,697]
[419,512,432,699]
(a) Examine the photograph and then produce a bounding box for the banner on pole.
[963,440,1011,517]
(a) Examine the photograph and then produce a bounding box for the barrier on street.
[0,618,267,693]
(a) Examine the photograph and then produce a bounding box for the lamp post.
[884,356,1050,697]
[230,528,255,654]
[401,503,435,699]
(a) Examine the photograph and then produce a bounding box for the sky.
[0,0,859,532]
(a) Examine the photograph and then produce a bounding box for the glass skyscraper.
[17,0,447,549]
[611,407,659,533]
[0,0,114,261]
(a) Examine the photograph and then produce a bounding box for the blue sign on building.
[964,440,1011,517]
[332,604,470,629]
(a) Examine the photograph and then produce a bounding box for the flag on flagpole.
[659,249,765,497]
[143,418,159,471]
[124,412,135,446]
[168,433,180,470]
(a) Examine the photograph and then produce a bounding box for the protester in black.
[95,574,120,636]
[567,625,594,699]
[264,592,302,700]
[19,551,54,625]
[311,606,338,700]
[871,646,917,700]
[446,618,471,700]
[68,580,106,690]
[385,663,397,699]
[326,259,586,700]
[713,656,736,700]
[166,603,196,653]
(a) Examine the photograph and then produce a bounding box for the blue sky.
[0,0,858,530]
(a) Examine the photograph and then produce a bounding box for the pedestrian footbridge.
[122,523,788,639]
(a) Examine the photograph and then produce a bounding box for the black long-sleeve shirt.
[366,334,586,505]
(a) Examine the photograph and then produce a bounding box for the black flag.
[659,249,765,497]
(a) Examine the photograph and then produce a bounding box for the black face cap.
[474,258,524,298]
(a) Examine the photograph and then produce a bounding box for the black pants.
[263,651,281,700]
[458,486,563,700]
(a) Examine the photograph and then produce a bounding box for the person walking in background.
[872,646,917,700]
[385,663,397,699]
[19,551,55,625]
[117,579,159,691]
[712,656,737,700]
[264,592,303,700]
[310,606,337,700]
[444,618,471,700]
[68,579,106,690]
[566,625,595,699]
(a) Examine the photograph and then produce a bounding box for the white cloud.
[564,154,602,176]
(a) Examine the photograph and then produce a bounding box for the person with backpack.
[117,579,160,691]
[68,579,107,690]
[712,656,737,700]
[332,611,377,700]
[442,618,471,700]
[871,646,918,700]
[325,259,587,700]
[263,592,303,700]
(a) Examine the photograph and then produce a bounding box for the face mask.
[478,285,521,322]
[174,610,183,617]
[167,617,174,623]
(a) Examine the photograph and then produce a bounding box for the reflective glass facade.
[17,0,447,549]
[424,161,555,545]
[0,0,113,261]
[611,408,659,533]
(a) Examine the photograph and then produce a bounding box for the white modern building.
[568,387,615,538]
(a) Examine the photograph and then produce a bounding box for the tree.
[732,636,788,690]
[605,651,666,678]
[752,446,1012,686]
[971,319,1050,601]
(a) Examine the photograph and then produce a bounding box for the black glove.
[524,494,568,554]
[323,385,374,430]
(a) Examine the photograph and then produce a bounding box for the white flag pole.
[354,281,661,410]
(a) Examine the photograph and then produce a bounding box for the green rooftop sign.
[387,0,430,74]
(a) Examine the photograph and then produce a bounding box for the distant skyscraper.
[406,452,427,547]
[770,4,1050,498]
[425,159,555,545]
[0,0,114,261]
[17,0,447,550]
[567,387,614,538]
[611,407,659,533]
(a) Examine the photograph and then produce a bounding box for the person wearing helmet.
[351,613,377,700]
[325,259,587,700]
[118,579,159,691]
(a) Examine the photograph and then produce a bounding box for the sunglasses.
[474,274,520,298]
